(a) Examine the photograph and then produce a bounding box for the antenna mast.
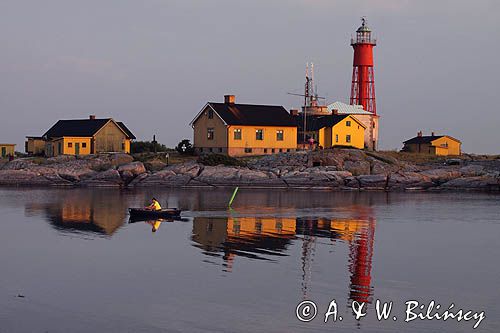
[303,63,310,143]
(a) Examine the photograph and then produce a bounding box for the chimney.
[332,108,339,115]
[89,115,96,120]
[417,131,423,137]
[224,95,235,104]
[290,109,299,116]
[431,131,435,136]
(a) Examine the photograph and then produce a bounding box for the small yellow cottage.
[190,95,297,156]
[295,114,366,149]
[0,144,16,158]
[25,137,46,156]
[402,132,461,156]
[37,116,135,157]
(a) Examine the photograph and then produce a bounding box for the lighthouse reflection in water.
[192,212,376,305]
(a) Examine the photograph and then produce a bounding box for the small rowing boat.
[128,208,181,219]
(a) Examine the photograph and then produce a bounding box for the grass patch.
[198,154,246,167]
[133,151,196,165]
[377,151,447,165]
[31,157,49,165]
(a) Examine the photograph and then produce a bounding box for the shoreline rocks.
[1,151,499,192]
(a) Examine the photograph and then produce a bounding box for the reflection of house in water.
[192,213,376,303]
[25,191,128,236]
[192,217,297,267]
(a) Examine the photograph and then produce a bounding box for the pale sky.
[1,0,499,153]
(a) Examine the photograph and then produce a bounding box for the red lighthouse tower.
[350,18,377,115]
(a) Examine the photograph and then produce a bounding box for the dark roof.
[403,135,444,144]
[43,119,135,139]
[117,122,136,140]
[294,114,350,131]
[207,103,297,127]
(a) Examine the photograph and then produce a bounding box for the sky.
[1,0,499,154]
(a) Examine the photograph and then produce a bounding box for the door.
[75,143,80,156]
[1,147,6,158]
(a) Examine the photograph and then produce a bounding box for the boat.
[128,217,176,224]
[128,208,181,220]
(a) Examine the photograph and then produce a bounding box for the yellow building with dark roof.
[296,114,366,150]
[190,95,298,156]
[402,132,461,156]
[28,115,136,157]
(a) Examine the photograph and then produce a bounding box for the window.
[208,109,214,119]
[122,143,125,150]
[264,148,268,153]
[335,134,339,143]
[346,135,351,143]
[255,221,262,233]
[373,122,376,128]
[255,129,263,140]
[68,142,73,148]
[82,142,87,148]
[244,148,252,153]
[200,148,204,152]
[218,148,223,153]
[286,149,291,152]
[234,128,242,140]
[346,120,351,127]
[271,148,275,153]
[209,148,213,153]
[279,148,283,153]
[276,130,284,141]
[207,128,214,140]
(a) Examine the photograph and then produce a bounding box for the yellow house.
[0,144,16,158]
[40,116,135,157]
[190,95,298,156]
[328,101,380,151]
[402,132,461,156]
[25,137,46,156]
[296,114,366,149]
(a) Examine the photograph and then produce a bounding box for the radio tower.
[350,17,377,115]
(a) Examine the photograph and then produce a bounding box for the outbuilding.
[402,132,461,156]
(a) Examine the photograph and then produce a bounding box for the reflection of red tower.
[350,18,377,115]
[348,217,375,304]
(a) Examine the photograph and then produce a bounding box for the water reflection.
[128,218,180,233]
[22,188,378,304]
[191,212,376,304]
[25,191,129,236]
[192,217,297,267]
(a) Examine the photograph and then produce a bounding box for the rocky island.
[0,149,499,191]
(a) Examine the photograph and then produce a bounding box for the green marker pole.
[228,187,239,208]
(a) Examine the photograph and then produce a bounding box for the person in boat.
[145,198,162,211]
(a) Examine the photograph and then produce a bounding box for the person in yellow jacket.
[145,198,162,211]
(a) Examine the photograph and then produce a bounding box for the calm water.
[0,188,499,332]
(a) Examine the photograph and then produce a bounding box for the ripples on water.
[0,188,499,332]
